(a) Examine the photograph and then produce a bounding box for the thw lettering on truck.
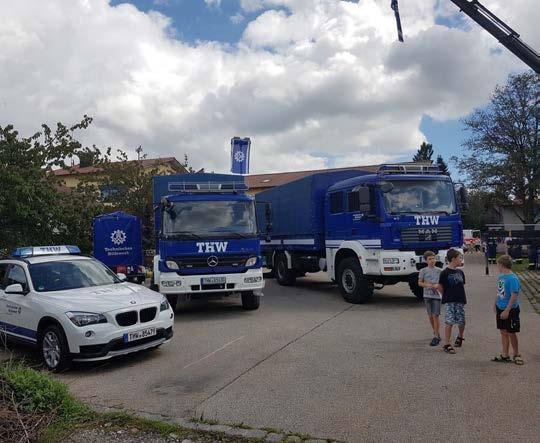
[196,242,228,253]
[414,215,440,226]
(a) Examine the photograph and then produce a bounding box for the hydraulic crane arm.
[451,0,540,74]
[390,0,540,74]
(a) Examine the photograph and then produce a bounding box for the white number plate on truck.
[201,276,226,284]
[124,327,156,343]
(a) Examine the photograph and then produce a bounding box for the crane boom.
[450,0,540,74]
[390,0,540,74]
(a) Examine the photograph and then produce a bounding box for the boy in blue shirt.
[492,255,523,365]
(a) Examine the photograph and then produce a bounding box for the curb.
[92,404,342,443]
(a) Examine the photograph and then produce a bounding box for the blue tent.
[93,211,143,269]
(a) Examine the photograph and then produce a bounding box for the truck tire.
[166,294,178,310]
[408,273,424,300]
[241,291,260,310]
[337,257,373,304]
[275,253,296,286]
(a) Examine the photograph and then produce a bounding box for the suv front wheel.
[39,324,72,372]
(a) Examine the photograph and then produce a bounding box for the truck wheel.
[166,294,178,310]
[337,257,373,304]
[275,253,296,286]
[40,325,72,372]
[408,273,424,300]
[241,291,260,310]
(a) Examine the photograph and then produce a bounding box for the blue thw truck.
[256,164,465,303]
[152,173,267,310]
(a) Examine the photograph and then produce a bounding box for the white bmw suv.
[0,246,174,371]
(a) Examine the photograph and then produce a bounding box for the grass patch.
[0,361,268,442]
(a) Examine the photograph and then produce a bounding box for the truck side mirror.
[379,182,394,193]
[457,186,469,212]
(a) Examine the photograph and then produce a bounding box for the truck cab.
[152,174,264,310]
[324,165,464,302]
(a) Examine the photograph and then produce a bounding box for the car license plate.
[201,276,226,285]
[123,327,156,343]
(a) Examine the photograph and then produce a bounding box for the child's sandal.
[443,344,456,354]
[513,355,524,365]
[491,354,511,363]
[454,336,464,347]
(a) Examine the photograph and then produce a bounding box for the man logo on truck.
[415,215,440,226]
[196,242,228,253]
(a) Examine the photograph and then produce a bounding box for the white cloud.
[204,0,221,8]
[230,12,245,24]
[0,0,537,174]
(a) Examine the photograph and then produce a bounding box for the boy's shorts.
[424,298,441,316]
[445,302,465,325]
[496,307,520,333]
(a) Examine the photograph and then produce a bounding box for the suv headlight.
[160,297,170,312]
[245,256,258,267]
[166,260,179,270]
[66,312,107,327]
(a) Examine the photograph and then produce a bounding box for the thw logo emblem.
[196,242,228,253]
[414,215,440,226]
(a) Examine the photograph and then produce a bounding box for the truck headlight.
[245,256,258,267]
[66,312,107,327]
[166,260,179,270]
[160,297,170,312]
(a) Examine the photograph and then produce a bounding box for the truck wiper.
[213,231,253,239]
[164,232,202,239]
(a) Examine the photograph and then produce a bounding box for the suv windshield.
[382,180,457,214]
[29,259,120,292]
[163,200,257,238]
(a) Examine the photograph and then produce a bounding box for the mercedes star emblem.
[207,256,219,267]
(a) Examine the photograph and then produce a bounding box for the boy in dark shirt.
[437,249,466,354]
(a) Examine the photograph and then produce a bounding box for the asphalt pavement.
[8,255,540,442]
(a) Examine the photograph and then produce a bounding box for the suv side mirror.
[5,284,26,295]
[116,273,127,282]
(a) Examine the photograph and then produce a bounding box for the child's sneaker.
[429,336,441,346]
[513,355,524,365]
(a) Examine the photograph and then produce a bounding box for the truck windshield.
[163,201,257,238]
[29,259,120,292]
[382,180,457,215]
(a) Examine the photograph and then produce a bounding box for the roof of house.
[53,157,183,176]
[245,161,429,190]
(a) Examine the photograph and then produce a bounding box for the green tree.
[461,190,503,229]
[75,147,185,250]
[436,155,450,175]
[413,142,434,162]
[454,71,539,223]
[0,117,97,253]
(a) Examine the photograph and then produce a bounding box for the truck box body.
[256,170,369,251]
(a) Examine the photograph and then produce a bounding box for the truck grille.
[401,226,453,244]
[171,255,248,269]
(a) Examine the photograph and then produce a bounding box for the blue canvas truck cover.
[93,211,143,268]
[256,170,370,251]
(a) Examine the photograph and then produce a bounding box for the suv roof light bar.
[11,245,81,258]
[377,164,443,175]
[167,182,249,193]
